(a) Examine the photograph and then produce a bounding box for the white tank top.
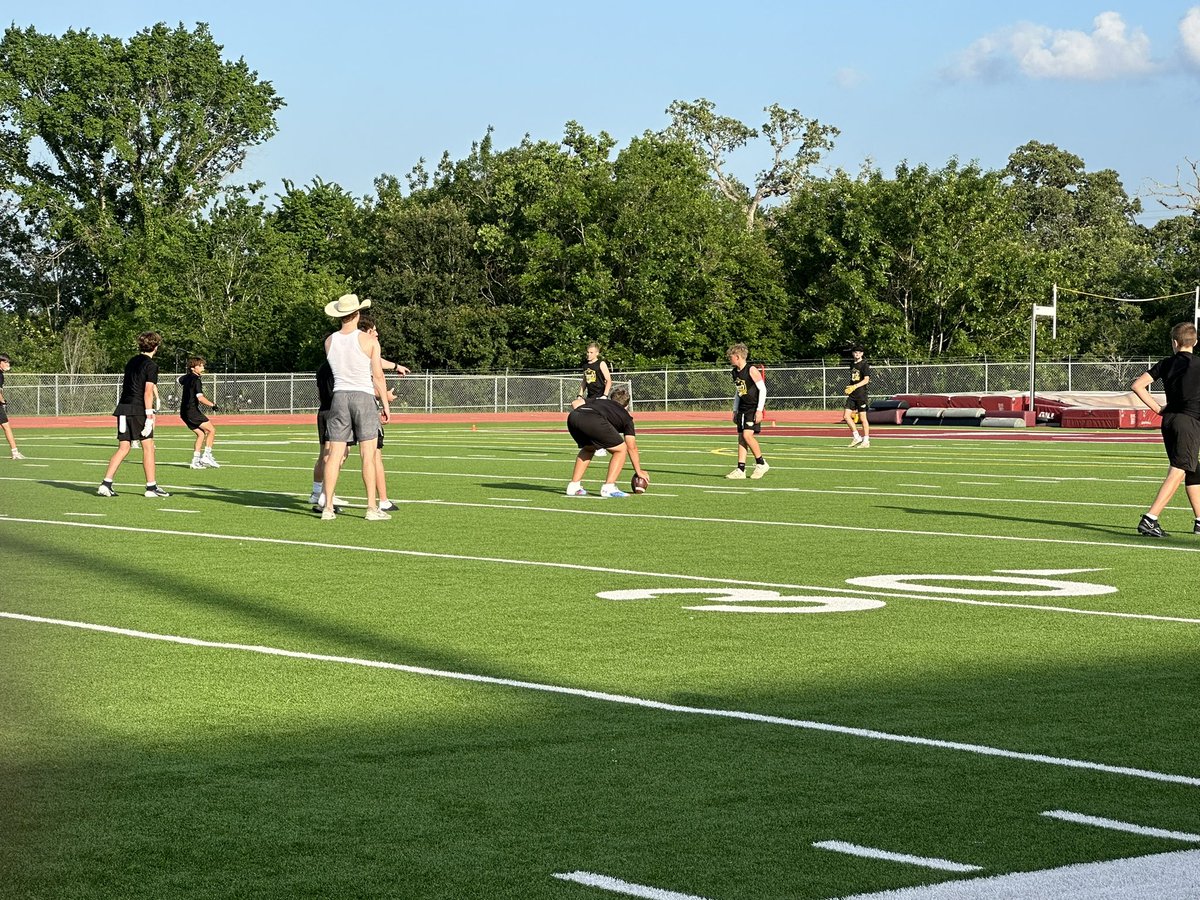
[327,330,374,394]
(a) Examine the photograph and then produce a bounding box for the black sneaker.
[1138,516,1167,538]
[1193,520,1200,535]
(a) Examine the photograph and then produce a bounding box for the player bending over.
[565,387,648,498]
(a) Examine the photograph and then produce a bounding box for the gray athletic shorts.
[326,391,379,444]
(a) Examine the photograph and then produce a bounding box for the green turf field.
[2,423,1199,899]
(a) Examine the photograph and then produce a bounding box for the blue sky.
[9,2,1200,223]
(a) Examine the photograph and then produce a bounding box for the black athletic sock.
[737,462,746,472]
[755,456,765,465]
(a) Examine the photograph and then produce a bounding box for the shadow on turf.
[43,479,314,516]
[480,481,565,494]
[883,505,1141,538]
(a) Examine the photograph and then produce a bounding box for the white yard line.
[1041,810,1200,842]
[552,871,712,900]
[812,840,981,873]
[1,609,1198,788]
[837,849,1200,900]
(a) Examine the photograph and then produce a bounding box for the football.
[631,473,649,494]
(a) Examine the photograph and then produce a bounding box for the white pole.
[1194,285,1198,330]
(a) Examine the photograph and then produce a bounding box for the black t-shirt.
[581,358,608,399]
[849,358,872,400]
[1148,351,1200,419]
[732,361,763,411]
[316,362,335,412]
[578,396,635,436]
[178,372,204,415]
[114,354,159,414]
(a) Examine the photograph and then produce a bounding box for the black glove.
[211,405,220,412]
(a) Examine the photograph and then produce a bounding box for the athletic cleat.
[1137,516,1167,538]
[131,441,140,449]
[594,448,608,457]
[317,493,348,508]
[97,484,117,497]
[320,508,337,521]
[190,460,206,469]
[11,449,25,459]
[566,484,588,496]
[1194,520,1200,535]
[849,435,864,448]
[378,500,397,512]
[144,486,170,498]
[750,462,770,479]
[365,508,392,521]
[200,455,220,468]
[859,439,870,448]
[725,468,747,480]
[600,486,629,498]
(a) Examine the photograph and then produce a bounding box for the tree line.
[1,22,1197,374]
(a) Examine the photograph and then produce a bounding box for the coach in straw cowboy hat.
[325,292,371,318]
[319,292,391,521]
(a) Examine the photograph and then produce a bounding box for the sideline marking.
[552,871,711,900]
[157,508,199,514]
[1,609,1198,788]
[812,840,981,873]
[488,497,532,502]
[1041,810,1200,842]
[1,515,1199,625]
[63,512,105,518]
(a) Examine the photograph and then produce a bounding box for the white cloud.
[948,12,1156,81]
[1181,7,1200,68]
[834,67,866,90]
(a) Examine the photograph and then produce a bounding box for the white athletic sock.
[1144,513,1158,521]
[312,481,322,494]
[192,451,201,460]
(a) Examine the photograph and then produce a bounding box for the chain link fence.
[0,360,1157,417]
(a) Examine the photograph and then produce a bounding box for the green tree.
[0,21,283,320]
[665,98,839,229]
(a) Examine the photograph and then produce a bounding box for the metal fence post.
[664,369,669,410]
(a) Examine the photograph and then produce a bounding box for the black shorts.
[183,411,209,430]
[734,409,762,434]
[845,393,868,412]
[0,403,8,426]
[116,413,151,443]
[1162,413,1200,472]
[317,410,357,447]
[567,408,623,450]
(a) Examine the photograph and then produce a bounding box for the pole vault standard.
[1030,284,1200,424]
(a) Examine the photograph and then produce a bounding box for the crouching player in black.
[565,387,648,498]
[1131,322,1200,537]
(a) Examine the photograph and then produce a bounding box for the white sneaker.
[131,441,140,449]
[849,435,863,448]
[317,493,348,507]
[190,460,206,469]
[600,484,628,498]
[750,462,770,479]
[379,500,397,512]
[320,508,336,521]
[860,439,870,448]
[97,483,117,497]
[201,455,220,468]
[308,490,322,505]
[594,448,608,457]
[566,483,587,496]
[365,508,392,521]
[144,486,170,498]
[725,468,747,480]
[11,449,24,460]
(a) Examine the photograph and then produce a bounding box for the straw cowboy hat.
[325,293,372,317]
